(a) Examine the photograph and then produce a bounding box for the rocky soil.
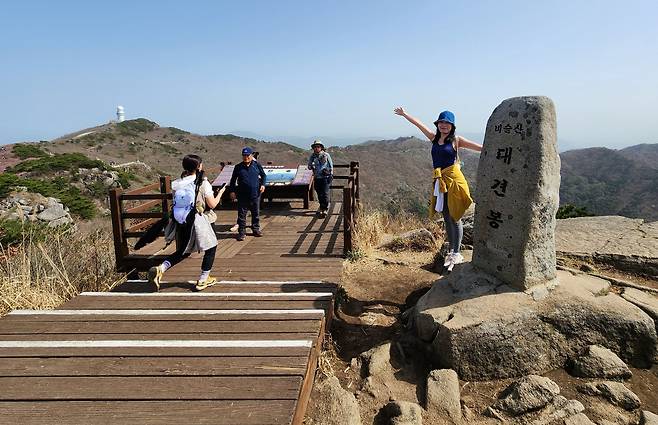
[304,216,658,425]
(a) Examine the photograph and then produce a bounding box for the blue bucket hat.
[241,146,253,156]
[434,110,455,126]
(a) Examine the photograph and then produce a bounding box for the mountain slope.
[26,118,658,221]
[559,146,658,220]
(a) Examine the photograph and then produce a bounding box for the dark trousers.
[237,197,260,233]
[314,176,332,211]
[166,216,217,271]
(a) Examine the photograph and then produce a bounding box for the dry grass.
[352,208,445,257]
[0,219,126,316]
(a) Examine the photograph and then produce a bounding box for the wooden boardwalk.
[0,201,343,424]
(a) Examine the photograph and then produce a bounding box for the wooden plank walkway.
[0,201,343,424]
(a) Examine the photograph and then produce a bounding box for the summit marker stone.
[472,96,560,290]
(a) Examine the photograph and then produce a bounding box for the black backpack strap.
[194,170,205,215]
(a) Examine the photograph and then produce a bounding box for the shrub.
[0,219,60,246]
[115,171,135,189]
[168,127,189,136]
[0,173,21,198]
[8,153,107,174]
[117,118,158,136]
[556,204,593,219]
[12,144,48,159]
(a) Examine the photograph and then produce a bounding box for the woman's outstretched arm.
[457,136,482,152]
[394,107,436,141]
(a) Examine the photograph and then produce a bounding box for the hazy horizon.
[2,1,657,152]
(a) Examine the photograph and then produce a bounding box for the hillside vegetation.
[19,118,658,222]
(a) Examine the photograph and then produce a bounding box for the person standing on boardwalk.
[148,154,225,291]
[394,107,482,269]
[307,140,334,218]
[229,147,267,241]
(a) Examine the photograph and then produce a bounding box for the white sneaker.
[452,253,464,265]
[443,252,454,267]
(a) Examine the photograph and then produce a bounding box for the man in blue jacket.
[229,147,267,241]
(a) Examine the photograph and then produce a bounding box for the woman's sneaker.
[451,253,464,265]
[443,253,454,267]
[195,276,217,291]
[147,265,164,291]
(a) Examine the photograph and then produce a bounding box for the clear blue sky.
[1,0,657,151]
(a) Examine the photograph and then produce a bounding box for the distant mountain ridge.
[18,118,658,221]
[559,145,658,220]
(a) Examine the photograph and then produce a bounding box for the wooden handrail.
[124,199,161,215]
[125,182,160,195]
[121,193,172,200]
[329,162,359,255]
[109,176,171,272]
[110,162,361,269]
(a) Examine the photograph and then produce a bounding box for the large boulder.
[570,345,632,379]
[425,369,461,423]
[642,410,658,425]
[359,343,393,377]
[378,401,423,425]
[310,376,361,425]
[491,375,560,416]
[410,266,657,380]
[577,381,641,411]
[487,392,586,425]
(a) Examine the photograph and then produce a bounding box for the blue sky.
[1,0,657,151]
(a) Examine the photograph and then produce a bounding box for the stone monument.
[409,96,657,380]
[472,96,560,290]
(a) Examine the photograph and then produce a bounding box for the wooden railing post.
[350,161,360,204]
[343,186,353,254]
[109,188,129,272]
[159,176,171,214]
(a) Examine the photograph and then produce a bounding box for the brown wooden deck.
[0,200,344,424]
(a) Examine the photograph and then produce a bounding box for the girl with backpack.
[148,154,225,291]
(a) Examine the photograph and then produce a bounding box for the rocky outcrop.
[0,190,73,227]
[75,167,123,194]
[577,381,641,411]
[556,216,658,277]
[622,288,658,326]
[570,345,632,379]
[410,266,657,380]
[485,375,588,424]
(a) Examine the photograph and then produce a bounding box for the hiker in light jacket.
[307,140,334,218]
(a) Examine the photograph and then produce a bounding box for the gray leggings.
[442,194,463,254]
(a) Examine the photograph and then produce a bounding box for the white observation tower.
[116,106,125,122]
